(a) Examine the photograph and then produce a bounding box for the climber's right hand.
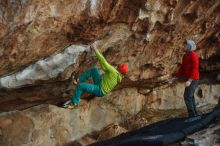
[168,77,178,84]
[90,43,97,50]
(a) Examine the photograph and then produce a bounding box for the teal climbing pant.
[71,67,105,105]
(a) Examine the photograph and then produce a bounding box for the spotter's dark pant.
[184,80,198,117]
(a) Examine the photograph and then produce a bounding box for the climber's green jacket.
[94,49,122,94]
[71,49,123,105]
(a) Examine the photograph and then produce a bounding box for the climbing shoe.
[62,100,71,108]
[72,78,79,85]
[68,103,78,109]
[62,100,78,109]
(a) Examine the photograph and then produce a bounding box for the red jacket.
[176,51,199,80]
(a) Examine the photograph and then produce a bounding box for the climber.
[63,43,129,109]
[169,40,199,117]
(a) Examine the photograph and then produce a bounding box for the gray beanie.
[186,40,196,51]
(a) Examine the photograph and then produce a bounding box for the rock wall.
[0,0,220,145]
[146,83,220,109]
[0,88,145,146]
[0,0,219,111]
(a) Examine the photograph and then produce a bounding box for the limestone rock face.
[97,123,128,141]
[146,83,220,109]
[0,113,34,146]
[0,0,145,76]
[0,88,145,146]
[0,0,219,111]
[0,0,220,145]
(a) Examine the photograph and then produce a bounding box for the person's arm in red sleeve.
[176,66,183,78]
[189,52,199,80]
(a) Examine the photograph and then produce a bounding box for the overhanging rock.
[0,45,90,89]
